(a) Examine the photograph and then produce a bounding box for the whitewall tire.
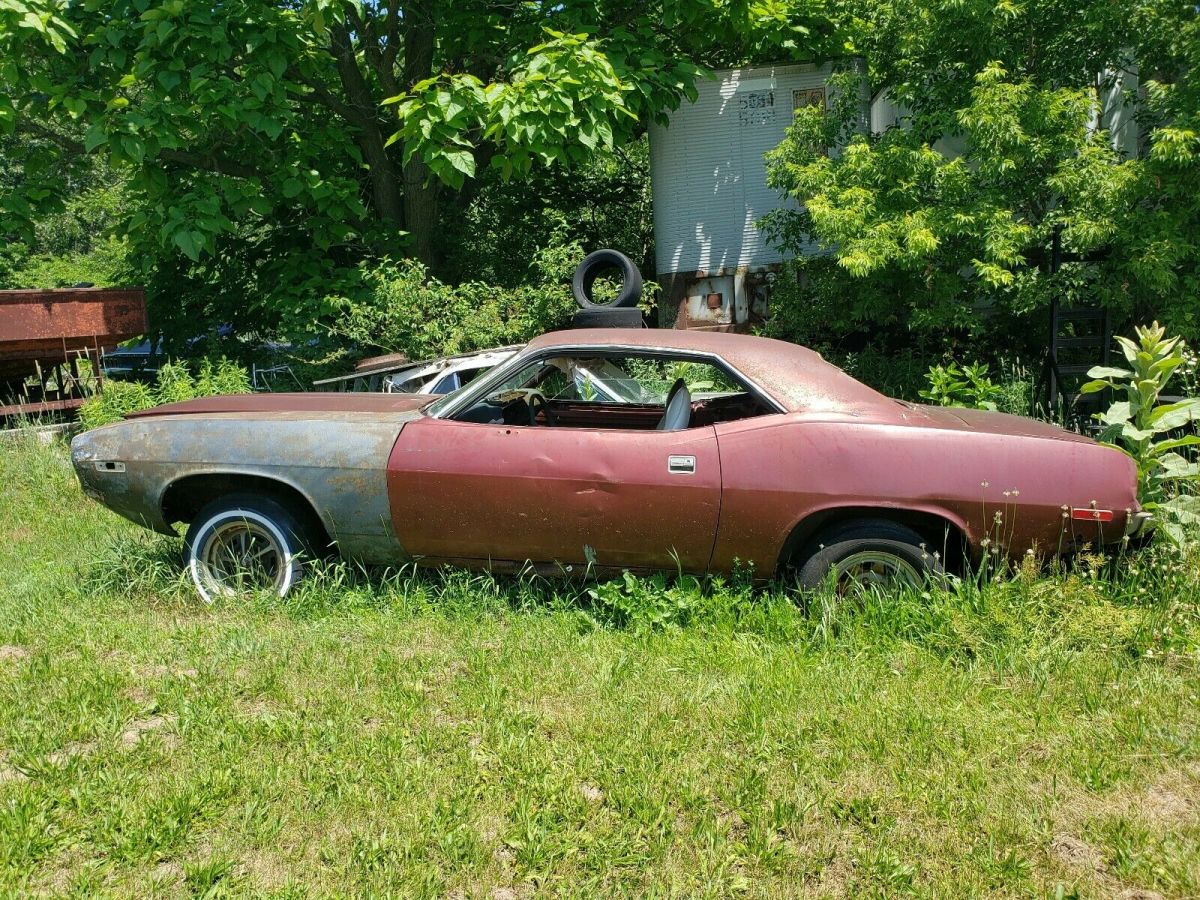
[183,494,313,603]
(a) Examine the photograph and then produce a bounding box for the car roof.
[527,329,890,414]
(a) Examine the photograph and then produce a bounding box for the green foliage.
[1,0,833,340]
[766,63,1139,333]
[920,361,1004,410]
[7,235,130,289]
[0,129,131,288]
[332,248,579,361]
[913,357,1032,415]
[1082,323,1200,543]
[439,137,654,288]
[77,379,155,432]
[763,0,1200,343]
[586,570,717,633]
[386,30,636,187]
[78,358,250,430]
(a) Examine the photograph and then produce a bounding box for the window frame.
[428,343,787,424]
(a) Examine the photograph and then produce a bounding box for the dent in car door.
[387,417,722,571]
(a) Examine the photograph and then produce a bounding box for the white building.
[649,62,848,329]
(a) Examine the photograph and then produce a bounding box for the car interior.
[452,353,777,430]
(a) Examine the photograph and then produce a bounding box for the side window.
[452,351,773,429]
[620,359,742,400]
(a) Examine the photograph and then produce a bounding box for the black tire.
[572,249,643,309]
[183,493,317,603]
[795,520,943,592]
[570,308,645,329]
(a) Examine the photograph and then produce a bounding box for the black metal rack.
[1033,227,1113,428]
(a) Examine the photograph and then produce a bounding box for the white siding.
[875,63,1142,160]
[650,63,834,277]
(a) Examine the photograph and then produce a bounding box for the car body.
[71,329,1148,601]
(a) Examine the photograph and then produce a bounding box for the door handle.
[668,455,696,475]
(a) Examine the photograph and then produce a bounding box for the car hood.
[900,403,1096,443]
[125,392,436,419]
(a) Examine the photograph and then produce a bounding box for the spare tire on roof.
[572,249,643,309]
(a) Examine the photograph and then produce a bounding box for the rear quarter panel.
[710,414,1138,574]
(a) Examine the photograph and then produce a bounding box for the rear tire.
[184,494,316,603]
[795,520,943,593]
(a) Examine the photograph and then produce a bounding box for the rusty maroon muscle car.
[71,329,1149,601]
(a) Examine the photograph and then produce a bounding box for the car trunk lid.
[901,403,1097,444]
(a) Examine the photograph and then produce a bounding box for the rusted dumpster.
[0,288,148,418]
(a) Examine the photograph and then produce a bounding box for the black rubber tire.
[183,493,317,603]
[795,520,943,591]
[572,249,643,309]
[570,308,645,329]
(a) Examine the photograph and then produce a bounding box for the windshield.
[424,345,530,416]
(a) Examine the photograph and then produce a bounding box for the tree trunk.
[360,128,406,233]
[403,158,439,267]
[400,0,439,267]
[329,20,405,244]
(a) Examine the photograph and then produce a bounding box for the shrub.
[920,362,1004,410]
[918,359,1033,415]
[1082,322,1200,543]
[79,358,251,430]
[332,245,580,361]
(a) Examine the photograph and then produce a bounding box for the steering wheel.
[527,391,557,427]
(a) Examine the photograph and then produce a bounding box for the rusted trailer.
[0,288,147,418]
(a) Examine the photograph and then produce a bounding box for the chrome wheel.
[194,518,288,600]
[831,550,922,594]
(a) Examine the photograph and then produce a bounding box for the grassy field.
[1,432,1198,898]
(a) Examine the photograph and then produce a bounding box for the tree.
[762,0,1200,344]
[1,0,832,334]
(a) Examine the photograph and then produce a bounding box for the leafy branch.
[1082,322,1200,543]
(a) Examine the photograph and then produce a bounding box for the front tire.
[184,494,314,603]
[795,521,943,594]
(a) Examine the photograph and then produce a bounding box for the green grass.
[1,432,1198,898]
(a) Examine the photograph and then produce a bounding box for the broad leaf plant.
[1082,323,1200,544]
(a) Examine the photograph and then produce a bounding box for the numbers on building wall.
[737,90,776,127]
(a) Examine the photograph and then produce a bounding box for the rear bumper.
[1125,510,1154,541]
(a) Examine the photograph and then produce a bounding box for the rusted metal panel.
[683,275,734,327]
[0,396,85,417]
[125,392,433,418]
[71,408,419,562]
[662,267,776,331]
[0,288,147,364]
[707,413,1137,574]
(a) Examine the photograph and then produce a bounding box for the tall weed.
[78,358,251,430]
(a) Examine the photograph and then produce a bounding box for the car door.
[386,416,722,571]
